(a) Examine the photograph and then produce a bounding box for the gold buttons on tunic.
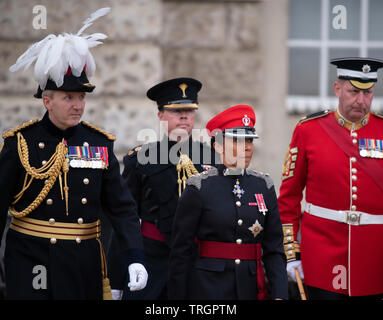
[351,205,357,211]
[75,237,81,244]
[237,219,243,226]
[42,160,47,165]
[352,139,357,144]
[351,168,357,174]
[352,194,357,200]
[235,259,241,265]
[236,201,241,207]
[48,218,55,225]
[236,239,242,245]
[352,186,357,192]
[83,142,89,147]
[350,157,357,163]
[38,142,45,149]
[83,178,89,185]
[50,238,57,244]
[352,175,357,181]
[46,199,53,205]
[81,198,87,204]
[77,218,84,224]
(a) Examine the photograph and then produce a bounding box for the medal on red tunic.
[359,138,369,157]
[254,193,268,215]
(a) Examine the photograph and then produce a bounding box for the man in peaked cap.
[278,57,383,299]
[168,105,288,300]
[107,77,218,300]
[0,8,147,300]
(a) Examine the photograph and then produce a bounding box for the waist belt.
[198,240,267,300]
[10,216,101,240]
[305,202,383,226]
[141,221,165,242]
[199,240,259,260]
[10,216,112,299]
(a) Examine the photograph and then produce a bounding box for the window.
[287,0,383,113]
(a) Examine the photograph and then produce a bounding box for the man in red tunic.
[278,57,383,299]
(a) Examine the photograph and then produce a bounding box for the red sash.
[318,114,383,192]
[198,241,268,300]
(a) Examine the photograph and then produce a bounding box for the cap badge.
[362,64,371,73]
[179,83,188,98]
[242,114,251,126]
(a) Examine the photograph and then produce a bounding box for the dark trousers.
[307,286,383,300]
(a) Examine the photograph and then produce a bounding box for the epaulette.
[127,145,143,157]
[372,112,383,120]
[81,121,116,141]
[186,167,218,190]
[2,119,39,139]
[245,169,274,189]
[299,109,331,124]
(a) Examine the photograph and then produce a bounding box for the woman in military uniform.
[168,105,288,300]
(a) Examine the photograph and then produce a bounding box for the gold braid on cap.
[9,132,70,218]
[176,151,199,196]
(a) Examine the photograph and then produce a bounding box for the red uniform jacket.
[278,110,383,296]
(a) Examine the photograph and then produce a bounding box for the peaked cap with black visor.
[331,57,383,90]
[147,77,202,111]
[206,104,259,140]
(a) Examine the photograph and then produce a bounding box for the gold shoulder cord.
[9,132,70,217]
[176,151,199,196]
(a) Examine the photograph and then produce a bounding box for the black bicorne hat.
[34,68,95,98]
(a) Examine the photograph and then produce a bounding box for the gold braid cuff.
[176,152,199,196]
[282,224,300,261]
[9,132,69,218]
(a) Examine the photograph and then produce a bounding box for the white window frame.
[287,0,383,113]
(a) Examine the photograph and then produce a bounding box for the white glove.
[128,263,148,291]
[286,260,304,282]
[111,289,123,300]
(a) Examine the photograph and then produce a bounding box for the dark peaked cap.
[146,77,202,110]
[331,57,383,90]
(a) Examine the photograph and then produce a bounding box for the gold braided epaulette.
[81,121,116,141]
[299,109,331,124]
[372,112,383,120]
[2,119,39,140]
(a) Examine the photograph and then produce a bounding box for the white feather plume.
[76,7,111,36]
[9,8,110,90]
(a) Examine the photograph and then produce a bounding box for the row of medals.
[68,156,106,169]
[360,148,383,158]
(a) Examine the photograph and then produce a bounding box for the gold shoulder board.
[2,119,39,139]
[372,112,383,120]
[81,121,116,141]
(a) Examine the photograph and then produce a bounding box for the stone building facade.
[0,0,291,192]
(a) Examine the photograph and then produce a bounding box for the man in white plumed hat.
[0,8,147,300]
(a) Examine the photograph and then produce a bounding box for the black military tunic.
[0,112,144,299]
[168,164,288,300]
[107,136,216,299]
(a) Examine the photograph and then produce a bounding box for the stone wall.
[0,0,290,191]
